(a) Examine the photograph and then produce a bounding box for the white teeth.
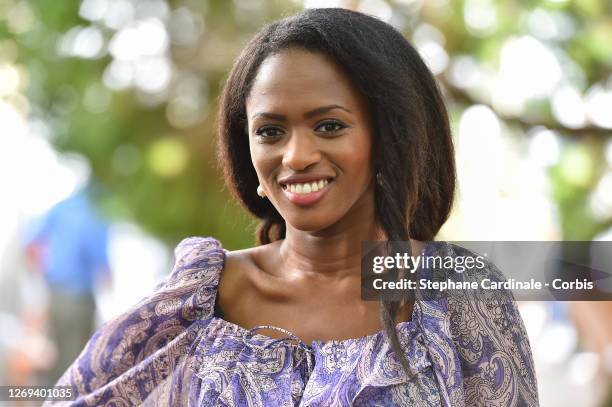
[285,179,330,194]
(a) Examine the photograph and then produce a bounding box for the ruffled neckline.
[184,237,440,402]
[203,242,431,352]
[208,303,420,351]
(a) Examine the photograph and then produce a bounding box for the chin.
[286,219,333,233]
[282,211,342,234]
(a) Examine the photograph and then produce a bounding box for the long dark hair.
[217,8,455,377]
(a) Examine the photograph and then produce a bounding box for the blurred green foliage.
[1,0,611,247]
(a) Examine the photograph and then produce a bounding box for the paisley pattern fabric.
[45,237,539,406]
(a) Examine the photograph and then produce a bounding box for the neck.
[279,211,384,280]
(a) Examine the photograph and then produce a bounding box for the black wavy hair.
[217,7,455,377]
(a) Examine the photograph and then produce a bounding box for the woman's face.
[245,48,374,234]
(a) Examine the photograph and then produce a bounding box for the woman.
[49,8,539,406]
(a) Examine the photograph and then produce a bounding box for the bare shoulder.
[219,247,251,300]
[218,242,280,308]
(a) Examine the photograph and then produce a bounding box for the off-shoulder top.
[46,236,539,406]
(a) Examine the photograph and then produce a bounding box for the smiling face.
[245,48,375,234]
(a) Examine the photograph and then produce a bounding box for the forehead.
[246,48,366,115]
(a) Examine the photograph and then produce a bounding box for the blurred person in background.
[570,301,612,404]
[24,183,111,385]
[0,238,55,388]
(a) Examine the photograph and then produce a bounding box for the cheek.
[335,134,372,179]
[250,144,278,179]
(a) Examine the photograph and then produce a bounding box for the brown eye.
[315,120,346,134]
[255,126,284,139]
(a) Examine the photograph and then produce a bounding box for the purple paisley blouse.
[46,236,539,406]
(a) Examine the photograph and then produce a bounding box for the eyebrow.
[251,104,352,122]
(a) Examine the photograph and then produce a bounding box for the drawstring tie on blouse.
[242,325,315,377]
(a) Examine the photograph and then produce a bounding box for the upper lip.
[278,173,335,185]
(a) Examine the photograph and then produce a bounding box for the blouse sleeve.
[44,236,224,406]
[445,244,540,406]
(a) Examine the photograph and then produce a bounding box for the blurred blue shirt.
[26,190,110,295]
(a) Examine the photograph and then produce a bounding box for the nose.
[281,130,321,171]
